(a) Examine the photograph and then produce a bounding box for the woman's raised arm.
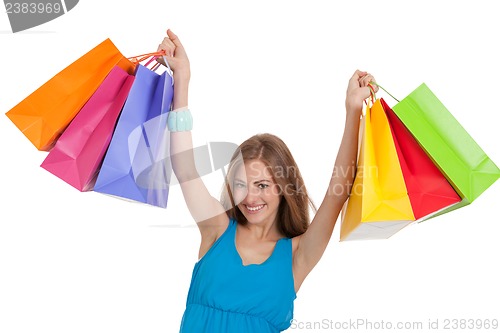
[159,30,229,256]
[292,70,378,291]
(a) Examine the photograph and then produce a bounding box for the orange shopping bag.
[5,39,135,151]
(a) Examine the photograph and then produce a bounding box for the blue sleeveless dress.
[180,218,297,332]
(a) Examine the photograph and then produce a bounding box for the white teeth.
[246,205,264,211]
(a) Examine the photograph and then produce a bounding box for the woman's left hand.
[345,70,378,116]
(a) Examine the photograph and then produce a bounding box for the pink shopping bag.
[40,66,135,191]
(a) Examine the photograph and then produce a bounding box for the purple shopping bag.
[40,66,135,191]
[93,63,173,208]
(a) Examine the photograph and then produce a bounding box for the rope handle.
[369,81,400,103]
[363,83,376,107]
[128,51,165,65]
[127,51,173,78]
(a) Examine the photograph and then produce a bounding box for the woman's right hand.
[157,29,191,82]
[158,29,190,110]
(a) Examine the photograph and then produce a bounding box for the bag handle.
[128,51,164,65]
[127,51,174,84]
[128,51,172,72]
[362,82,397,115]
[362,83,376,113]
[369,81,400,103]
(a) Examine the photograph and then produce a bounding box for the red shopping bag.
[380,98,462,220]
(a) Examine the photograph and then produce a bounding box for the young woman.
[158,29,377,332]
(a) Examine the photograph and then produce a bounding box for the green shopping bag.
[386,83,499,214]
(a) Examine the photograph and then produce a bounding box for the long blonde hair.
[220,133,316,238]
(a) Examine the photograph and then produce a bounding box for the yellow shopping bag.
[340,99,415,241]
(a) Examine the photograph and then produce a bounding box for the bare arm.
[292,70,377,290]
[159,30,229,254]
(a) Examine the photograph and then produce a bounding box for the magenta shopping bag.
[40,66,135,191]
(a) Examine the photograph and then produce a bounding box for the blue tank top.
[180,218,297,332]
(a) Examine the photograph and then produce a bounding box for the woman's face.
[233,159,281,226]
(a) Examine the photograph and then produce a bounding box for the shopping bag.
[340,99,415,241]
[5,38,135,151]
[93,63,174,208]
[40,66,135,191]
[391,83,500,213]
[380,98,462,220]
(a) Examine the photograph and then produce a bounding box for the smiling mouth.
[245,204,265,213]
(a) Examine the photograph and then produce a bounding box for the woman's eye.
[258,183,269,189]
[234,182,246,188]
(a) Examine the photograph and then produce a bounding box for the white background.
[1,1,499,332]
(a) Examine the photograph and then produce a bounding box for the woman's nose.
[245,186,260,201]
